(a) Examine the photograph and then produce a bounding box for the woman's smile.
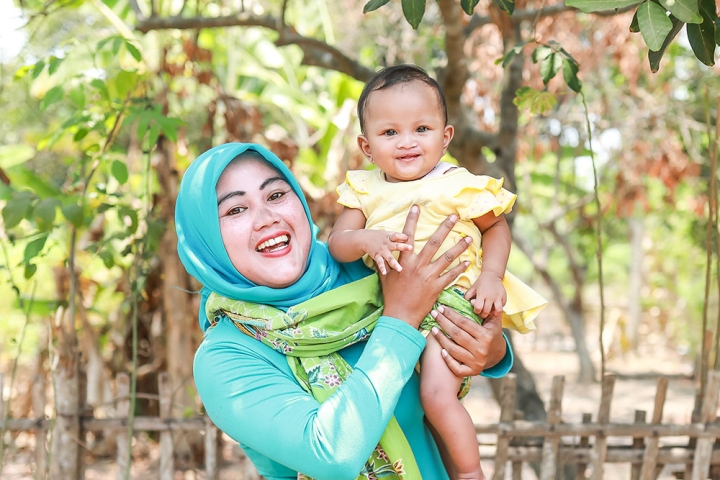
[255,233,291,254]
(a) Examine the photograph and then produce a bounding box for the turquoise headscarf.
[175,143,371,330]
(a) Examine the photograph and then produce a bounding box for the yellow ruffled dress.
[336,164,547,333]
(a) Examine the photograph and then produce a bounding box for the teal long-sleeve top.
[194,315,513,480]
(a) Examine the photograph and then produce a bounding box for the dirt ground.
[1,332,703,479]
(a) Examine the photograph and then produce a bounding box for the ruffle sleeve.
[336,170,372,209]
[458,175,517,220]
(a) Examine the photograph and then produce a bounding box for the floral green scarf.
[206,275,482,479]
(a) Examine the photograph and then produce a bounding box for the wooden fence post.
[492,373,517,480]
[159,372,174,480]
[116,374,130,480]
[639,377,667,480]
[630,410,646,480]
[32,375,47,480]
[540,375,565,480]
[204,415,217,480]
[691,370,720,480]
[511,410,524,480]
[590,374,615,480]
[575,413,592,480]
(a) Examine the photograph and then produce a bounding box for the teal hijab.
[175,143,370,331]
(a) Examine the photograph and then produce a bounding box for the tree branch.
[465,3,638,35]
[135,13,374,81]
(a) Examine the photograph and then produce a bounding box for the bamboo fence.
[1,371,719,479]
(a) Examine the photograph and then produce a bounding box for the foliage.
[567,0,717,71]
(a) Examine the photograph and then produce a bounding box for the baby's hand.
[464,273,507,319]
[364,230,413,275]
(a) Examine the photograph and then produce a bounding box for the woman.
[175,143,513,480]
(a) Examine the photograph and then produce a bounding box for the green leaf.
[513,86,558,115]
[14,65,32,80]
[23,233,48,264]
[33,198,60,231]
[540,52,563,85]
[659,0,702,23]
[5,165,62,198]
[68,87,86,108]
[716,18,720,45]
[124,40,142,61]
[687,0,717,66]
[532,45,553,63]
[31,59,46,80]
[111,159,129,185]
[118,205,139,234]
[40,85,64,111]
[566,0,639,12]
[648,16,685,71]
[562,58,583,92]
[24,264,37,279]
[402,0,426,29]
[3,191,35,228]
[637,1,673,51]
[48,56,64,75]
[497,49,517,67]
[98,249,115,269]
[630,10,640,31]
[363,0,391,12]
[461,0,480,14]
[493,0,515,15]
[112,37,122,56]
[112,70,137,100]
[61,203,85,228]
[0,145,35,169]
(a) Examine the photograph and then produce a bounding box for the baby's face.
[357,81,454,183]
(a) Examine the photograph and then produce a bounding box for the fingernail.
[437,305,445,314]
[430,310,438,318]
[449,214,457,222]
[411,205,419,213]
[464,237,473,244]
[431,326,439,335]
[441,349,448,358]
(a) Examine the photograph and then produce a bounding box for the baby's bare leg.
[420,334,486,480]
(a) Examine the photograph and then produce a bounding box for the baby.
[328,64,546,480]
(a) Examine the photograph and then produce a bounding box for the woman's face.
[216,158,312,288]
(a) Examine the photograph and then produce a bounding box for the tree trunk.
[50,308,82,480]
[155,136,203,465]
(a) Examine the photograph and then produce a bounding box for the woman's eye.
[227,206,246,216]
[269,191,287,201]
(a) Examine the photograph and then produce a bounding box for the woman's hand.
[378,206,471,329]
[429,307,506,377]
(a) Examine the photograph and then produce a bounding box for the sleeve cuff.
[480,332,513,378]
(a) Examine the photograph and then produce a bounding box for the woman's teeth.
[256,235,290,252]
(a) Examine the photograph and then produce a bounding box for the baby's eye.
[382,130,397,137]
[417,126,429,133]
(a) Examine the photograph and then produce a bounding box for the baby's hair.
[357,64,448,134]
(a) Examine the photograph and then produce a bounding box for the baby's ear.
[357,135,372,160]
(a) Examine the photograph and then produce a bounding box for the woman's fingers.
[416,214,458,262]
[399,206,420,252]
[430,305,500,377]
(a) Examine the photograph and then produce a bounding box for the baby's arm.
[328,207,412,275]
[465,212,511,318]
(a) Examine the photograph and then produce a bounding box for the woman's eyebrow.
[216,177,287,206]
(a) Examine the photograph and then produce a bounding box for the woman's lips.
[256,234,291,254]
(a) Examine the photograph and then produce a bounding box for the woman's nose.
[253,205,280,229]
